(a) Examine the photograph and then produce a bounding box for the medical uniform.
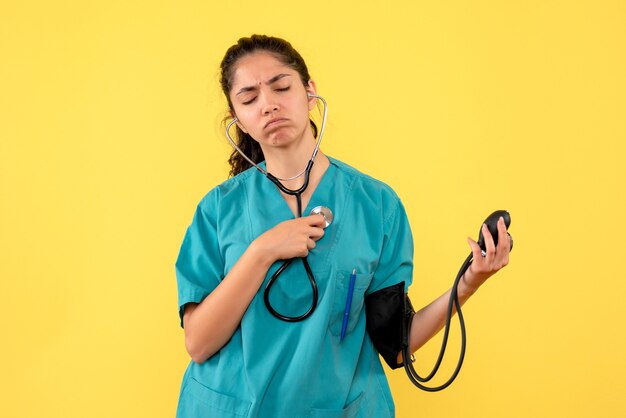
[175,156,414,418]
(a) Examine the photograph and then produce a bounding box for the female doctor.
[175,35,511,418]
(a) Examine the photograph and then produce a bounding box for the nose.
[261,92,279,115]
[262,103,279,115]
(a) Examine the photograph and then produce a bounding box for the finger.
[308,226,325,241]
[496,217,509,252]
[482,223,496,259]
[304,214,326,227]
[498,233,511,267]
[307,238,316,250]
[467,237,483,261]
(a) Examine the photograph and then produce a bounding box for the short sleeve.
[175,193,223,328]
[367,198,414,295]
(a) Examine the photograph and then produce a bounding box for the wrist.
[458,272,479,299]
[248,238,275,269]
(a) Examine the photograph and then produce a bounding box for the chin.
[268,137,295,147]
[265,132,299,147]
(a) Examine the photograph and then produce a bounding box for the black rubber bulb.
[477,210,513,252]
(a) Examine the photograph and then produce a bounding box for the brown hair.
[220,35,317,177]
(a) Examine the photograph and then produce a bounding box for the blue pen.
[340,269,357,342]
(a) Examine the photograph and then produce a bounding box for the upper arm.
[367,198,414,295]
[175,195,223,328]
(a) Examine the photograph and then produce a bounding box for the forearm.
[394,217,511,364]
[396,274,477,363]
[184,242,274,363]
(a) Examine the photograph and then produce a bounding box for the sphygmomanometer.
[366,210,513,391]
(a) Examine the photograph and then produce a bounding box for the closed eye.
[241,86,289,105]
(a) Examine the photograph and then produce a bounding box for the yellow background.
[1,1,625,417]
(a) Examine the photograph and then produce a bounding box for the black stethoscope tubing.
[262,160,320,322]
[225,94,328,322]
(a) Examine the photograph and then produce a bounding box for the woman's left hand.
[462,216,511,294]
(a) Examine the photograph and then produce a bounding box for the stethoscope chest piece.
[310,206,333,228]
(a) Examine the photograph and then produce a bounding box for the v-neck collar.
[259,157,336,218]
[246,158,337,239]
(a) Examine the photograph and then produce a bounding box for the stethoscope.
[225,93,333,322]
[225,93,515,391]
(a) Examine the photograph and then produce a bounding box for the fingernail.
[482,223,487,230]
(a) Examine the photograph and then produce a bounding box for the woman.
[175,34,510,418]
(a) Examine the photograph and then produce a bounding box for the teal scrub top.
[175,157,414,418]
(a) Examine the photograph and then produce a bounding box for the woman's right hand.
[252,214,326,263]
[183,214,325,363]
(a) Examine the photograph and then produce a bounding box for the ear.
[306,80,318,111]
[230,109,248,134]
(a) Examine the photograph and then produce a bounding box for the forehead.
[231,52,296,88]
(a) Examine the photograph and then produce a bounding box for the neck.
[263,129,317,178]
[263,145,329,191]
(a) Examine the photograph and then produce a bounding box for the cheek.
[291,96,312,121]
[233,108,256,132]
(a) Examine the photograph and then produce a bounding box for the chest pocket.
[329,271,372,337]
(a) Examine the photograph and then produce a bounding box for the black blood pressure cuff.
[365,281,415,370]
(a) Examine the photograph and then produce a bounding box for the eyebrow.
[235,73,292,96]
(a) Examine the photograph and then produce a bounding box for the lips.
[264,118,288,129]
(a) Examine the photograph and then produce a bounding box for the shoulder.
[329,156,400,198]
[329,156,403,217]
[196,166,258,212]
